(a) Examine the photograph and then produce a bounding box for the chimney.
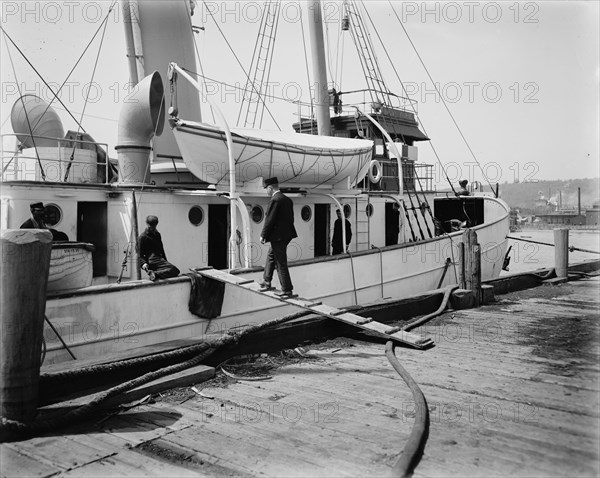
[578,187,581,215]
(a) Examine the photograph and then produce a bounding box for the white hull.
[42,205,508,365]
[172,119,374,187]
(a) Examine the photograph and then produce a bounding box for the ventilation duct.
[10,95,65,148]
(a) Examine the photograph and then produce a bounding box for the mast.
[307,1,331,136]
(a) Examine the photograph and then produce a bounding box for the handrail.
[1,133,110,183]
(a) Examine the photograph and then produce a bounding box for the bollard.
[1,229,52,423]
[553,228,569,279]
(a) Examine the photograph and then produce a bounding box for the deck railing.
[1,134,110,184]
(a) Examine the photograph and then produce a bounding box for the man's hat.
[263,177,278,187]
[30,202,44,210]
[459,179,468,187]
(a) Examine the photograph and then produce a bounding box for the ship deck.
[2,276,599,477]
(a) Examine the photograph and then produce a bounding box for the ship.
[0,0,510,365]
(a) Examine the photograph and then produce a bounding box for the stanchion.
[554,229,569,279]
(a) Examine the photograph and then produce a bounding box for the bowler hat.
[263,177,278,187]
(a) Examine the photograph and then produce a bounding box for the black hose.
[386,341,428,478]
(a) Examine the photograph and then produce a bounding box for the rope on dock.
[0,312,308,442]
[507,235,600,254]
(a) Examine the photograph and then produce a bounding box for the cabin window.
[343,204,352,218]
[365,203,374,217]
[44,203,62,226]
[188,206,204,226]
[301,205,312,222]
[251,205,264,223]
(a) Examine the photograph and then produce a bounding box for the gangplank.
[192,268,434,349]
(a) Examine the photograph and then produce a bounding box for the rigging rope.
[387,1,495,194]
[200,0,281,130]
[64,9,111,181]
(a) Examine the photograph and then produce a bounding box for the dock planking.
[1,277,598,477]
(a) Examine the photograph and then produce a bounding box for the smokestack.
[578,187,581,215]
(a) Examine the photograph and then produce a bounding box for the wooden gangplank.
[193,268,433,349]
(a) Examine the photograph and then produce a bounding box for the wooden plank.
[195,269,431,348]
[1,444,64,478]
[103,365,215,408]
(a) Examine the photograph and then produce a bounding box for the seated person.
[136,215,180,281]
[21,202,69,241]
[456,179,470,196]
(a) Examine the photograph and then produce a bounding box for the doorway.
[77,202,107,276]
[314,204,329,257]
[208,204,229,269]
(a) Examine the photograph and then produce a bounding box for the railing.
[1,134,110,184]
[293,88,419,128]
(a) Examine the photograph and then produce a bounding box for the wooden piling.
[459,229,482,307]
[554,228,569,279]
[1,229,52,423]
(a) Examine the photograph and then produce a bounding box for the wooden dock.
[2,277,599,477]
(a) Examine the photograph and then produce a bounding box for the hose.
[401,285,458,332]
[386,341,429,478]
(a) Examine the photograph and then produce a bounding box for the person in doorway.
[332,209,352,254]
[20,202,47,229]
[457,179,470,196]
[259,177,297,298]
[137,215,180,281]
[387,202,400,246]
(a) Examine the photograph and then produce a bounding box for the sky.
[1,0,599,189]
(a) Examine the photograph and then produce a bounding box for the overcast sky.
[1,1,598,188]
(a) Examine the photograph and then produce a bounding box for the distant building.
[535,212,586,226]
[586,204,600,226]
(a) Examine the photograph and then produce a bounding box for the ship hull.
[42,207,508,364]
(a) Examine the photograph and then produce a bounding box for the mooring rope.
[507,235,600,254]
[1,312,307,441]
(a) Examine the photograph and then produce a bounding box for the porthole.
[188,206,204,226]
[365,203,374,217]
[301,205,312,222]
[251,205,264,223]
[343,204,352,218]
[44,203,62,226]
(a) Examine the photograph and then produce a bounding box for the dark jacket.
[20,218,46,229]
[332,218,352,252]
[261,191,297,243]
[137,229,167,268]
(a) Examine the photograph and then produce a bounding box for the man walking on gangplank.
[259,177,297,298]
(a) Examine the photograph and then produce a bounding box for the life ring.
[368,159,382,183]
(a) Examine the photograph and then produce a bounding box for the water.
[502,229,600,275]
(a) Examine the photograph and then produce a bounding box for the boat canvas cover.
[172,120,374,187]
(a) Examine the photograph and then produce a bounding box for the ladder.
[237,0,281,128]
[345,0,393,108]
[354,195,370,251]
[192,268,433,349]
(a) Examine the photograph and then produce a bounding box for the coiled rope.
[1,311,306,442]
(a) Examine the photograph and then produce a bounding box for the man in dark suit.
[20,202,47,229]
[332,209,352,254]
[259,177,297,298]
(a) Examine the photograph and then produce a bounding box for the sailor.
[259,177,297,298]
[20,202,48,229]
[386,202,401,246]
[332,209,352,254]
[457,179,470,196]
[137,215,180,281]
